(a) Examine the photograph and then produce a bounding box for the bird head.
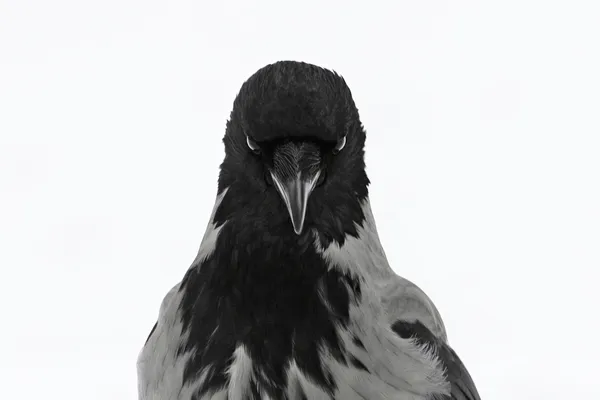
[215,61,370,247]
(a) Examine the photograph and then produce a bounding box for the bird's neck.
[188,189,393,292]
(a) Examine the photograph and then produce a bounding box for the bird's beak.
[270,169,320,236]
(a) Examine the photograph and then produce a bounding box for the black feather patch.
[352,335,366,351]
[349,355,369,372]
[176,217,362,398]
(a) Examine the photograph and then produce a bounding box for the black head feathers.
[216,61,370,246]
[230,61,359,144]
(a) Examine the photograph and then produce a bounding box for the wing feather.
[391,320,481,400]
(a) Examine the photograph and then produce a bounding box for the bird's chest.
[177,280,349,397]
[138,288,432,400]
[140,327,424,400]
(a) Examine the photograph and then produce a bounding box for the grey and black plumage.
[137,61,481,400]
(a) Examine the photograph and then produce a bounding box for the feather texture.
[137,60,480,400]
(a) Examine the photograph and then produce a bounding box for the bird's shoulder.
[376,274,447,341]
[391,319,481,400]
[142,282,181,344]
[371,271,480,399]
[137,283,192,399]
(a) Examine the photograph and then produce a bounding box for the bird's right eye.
[246,136,261,154]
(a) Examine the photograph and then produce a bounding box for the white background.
[1,1,599,399]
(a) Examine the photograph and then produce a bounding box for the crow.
[137,61,481,400]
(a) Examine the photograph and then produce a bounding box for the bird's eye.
[333,136,347,154]
[246,136,261,154]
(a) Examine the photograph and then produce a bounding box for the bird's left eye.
[333,136,347,154]
[246,136,261,154]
